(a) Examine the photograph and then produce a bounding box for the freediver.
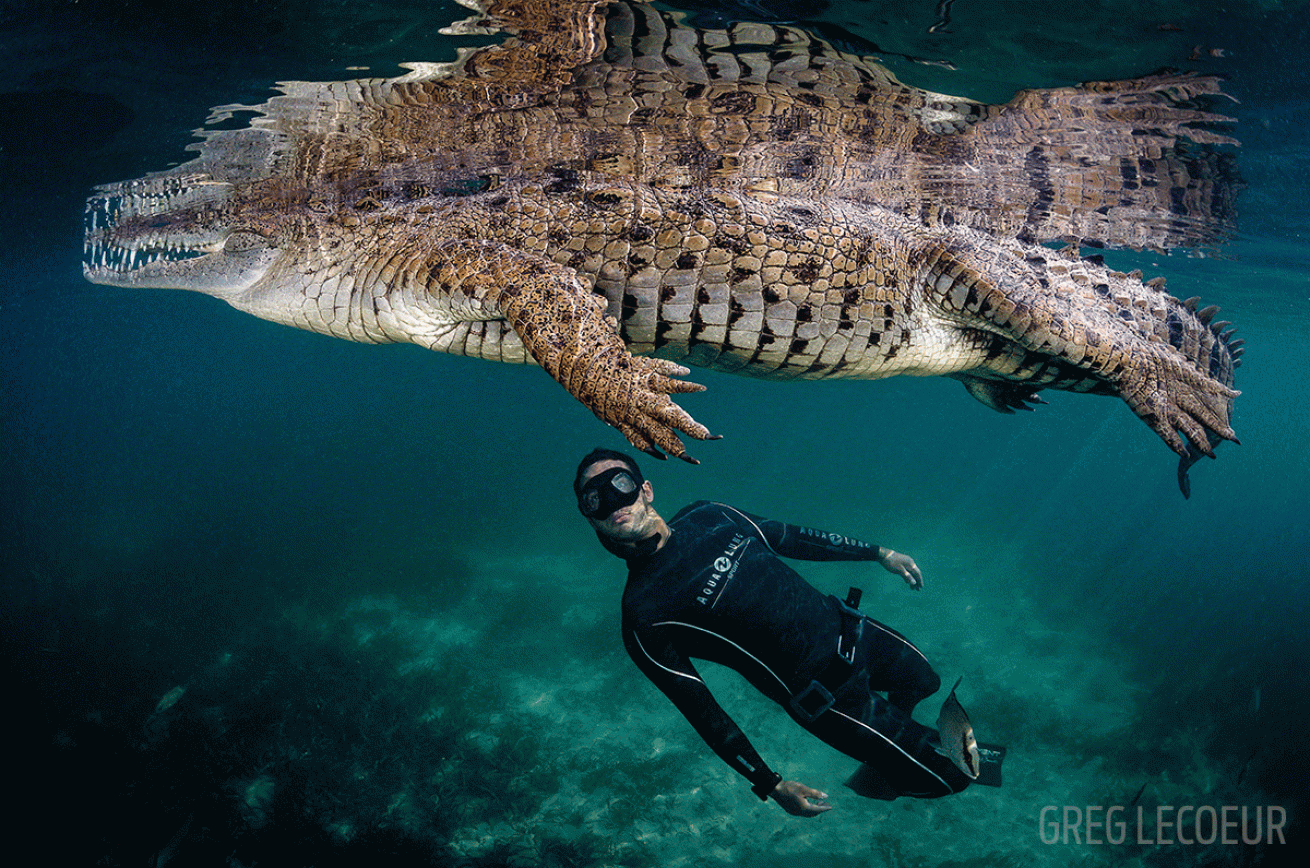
[574,448,1003,817]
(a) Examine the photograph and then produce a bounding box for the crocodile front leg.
[407,239,714,461]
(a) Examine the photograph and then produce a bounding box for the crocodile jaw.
[83,171,277,297]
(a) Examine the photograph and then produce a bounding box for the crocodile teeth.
[82,238,211,274]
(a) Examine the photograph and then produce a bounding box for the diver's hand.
[880,549,923,590]
[771,780,832,817]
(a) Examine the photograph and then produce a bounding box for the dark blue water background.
[3,1,1307,865]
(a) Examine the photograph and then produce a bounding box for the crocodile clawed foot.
[1120,351,1239,494]
[579,353,716,463]
[497,269,719,462]
[1133,386,1237,460]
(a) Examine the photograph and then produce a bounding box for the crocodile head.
[84,167,283,298]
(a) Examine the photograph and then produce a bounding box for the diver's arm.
[623,626,784,800]
[635,655,832,816]
[721,504,923,589]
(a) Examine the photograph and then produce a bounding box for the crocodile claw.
[590,355,715,463]
[955,374,1048,414]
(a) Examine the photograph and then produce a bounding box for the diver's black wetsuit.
[618,501,972,801]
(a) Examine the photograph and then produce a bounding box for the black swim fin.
[844,741,1007,797]
[974,742,1006,787]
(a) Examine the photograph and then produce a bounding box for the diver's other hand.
[880,549,923,590]
[771,780,832,817]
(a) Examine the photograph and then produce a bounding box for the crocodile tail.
[944,72,1241,252]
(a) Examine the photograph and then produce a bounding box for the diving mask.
[578,467,641,519]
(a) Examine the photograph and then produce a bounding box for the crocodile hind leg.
[407,239,714,461]
[922,231,1239,487]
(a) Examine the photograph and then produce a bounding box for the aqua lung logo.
[698,534,748,606]
[800,526,874,552]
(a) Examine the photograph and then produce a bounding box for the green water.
[2,1,1307,865]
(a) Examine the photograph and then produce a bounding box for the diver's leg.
[805,686,971,799]
[859,616,940,714]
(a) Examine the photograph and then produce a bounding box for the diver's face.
[579,460,656,541]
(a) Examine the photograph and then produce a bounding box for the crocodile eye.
[224,231,266,252]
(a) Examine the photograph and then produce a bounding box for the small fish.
[154,685,187,714]
[1236,747,1259,788]
[936,677,980,779]
[928,0,955,33]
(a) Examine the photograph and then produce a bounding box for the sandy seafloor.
[2,1,1308,866]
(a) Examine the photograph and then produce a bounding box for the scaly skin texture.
[83,0,1242,489]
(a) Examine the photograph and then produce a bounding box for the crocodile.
[83,0,1243,494]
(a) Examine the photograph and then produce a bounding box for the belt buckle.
[790,680,836,722]
[837,610,864,664]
